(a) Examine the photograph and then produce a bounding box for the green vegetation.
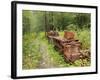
[23,31,90,69]
[23,32,70,69]
[22,10,91,69]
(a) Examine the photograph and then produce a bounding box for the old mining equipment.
[46,31,82,62]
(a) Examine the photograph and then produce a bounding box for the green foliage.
[22,10,34,34]
[66,24,78,31]
[74,13,91,29]
[22,10,91,69]
[31,11,45,32]
[75,28,90,49]
[23,33,42,69]
[22,10,91,32]
[47,44,71,67]
[23,32,90,69]
[59,28,90,50]
[52,12,75,31]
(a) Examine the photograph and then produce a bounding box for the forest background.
[22,10,91,69]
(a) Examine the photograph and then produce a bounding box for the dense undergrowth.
[22,29,90,69]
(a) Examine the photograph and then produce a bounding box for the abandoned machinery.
[46,31,90,63]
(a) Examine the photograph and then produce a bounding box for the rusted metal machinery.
[46,31,83,62]
[53,37,82,62]
[46,30,59,43]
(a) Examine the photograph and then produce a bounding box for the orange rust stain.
[64,31,75,40]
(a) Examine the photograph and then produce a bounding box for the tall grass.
[59,28,90,50]
[22,33,42,69]
[23,29,90,69]
[75,28,90,50]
